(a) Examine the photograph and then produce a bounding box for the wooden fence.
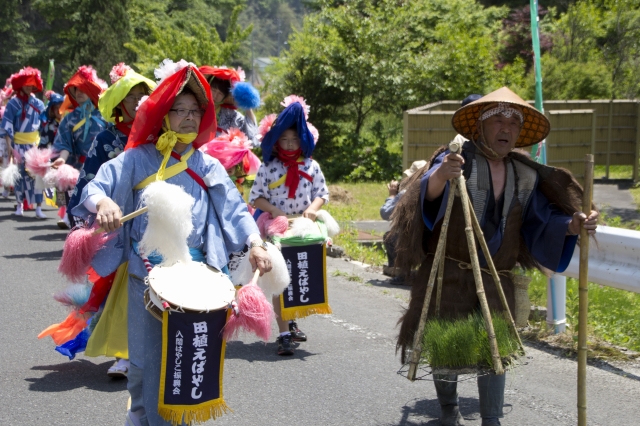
[403,99,640,181]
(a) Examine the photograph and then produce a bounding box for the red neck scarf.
[221,103,237,110]
[115,109,132,137]
[275,147,312,198]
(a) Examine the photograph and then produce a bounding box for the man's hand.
[96,197,123,232]
[434,152,465,181]
[568,210,598,236]
[302,207,318,221]
[387,180,399,197]
[249,246,272,276]
[51,158,65,169]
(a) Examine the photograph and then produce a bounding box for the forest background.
[2,0,639,181]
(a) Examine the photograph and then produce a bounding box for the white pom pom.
[229,252,253,286]
[1,164,21,187]
[154,59,192,84]
[289,217,318,238]
[316,210,340,237]
[138,181,195,266]
[257,243,290,296]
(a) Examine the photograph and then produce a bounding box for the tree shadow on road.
[30,232,67,241]
[3,249,63,260]
[225,340,317,363]
[16,223,63,231]
[26,359,127,393]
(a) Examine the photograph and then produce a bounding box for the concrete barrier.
[562,225,640,293]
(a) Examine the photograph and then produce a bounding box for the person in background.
[381,160,428,284]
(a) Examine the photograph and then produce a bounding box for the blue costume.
[72,143,259,426]
[67,124,127,214]
[52,100,105,169]
[0,94,45,205]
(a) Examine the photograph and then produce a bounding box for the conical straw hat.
[451,87,550,148]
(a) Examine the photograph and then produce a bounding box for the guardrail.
[562,225,640,293]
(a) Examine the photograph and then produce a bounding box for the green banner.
[44,59,55,106]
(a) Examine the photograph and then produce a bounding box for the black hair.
[208,77,231,97]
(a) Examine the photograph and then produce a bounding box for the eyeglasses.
[169,108,205,117]
[123,94,147,103]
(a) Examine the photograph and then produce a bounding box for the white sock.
[280,331,291,337]
[15,204,23,213]
[36,206,42,213]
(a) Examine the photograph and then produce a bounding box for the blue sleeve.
[52,114,74,154]
[0,100,18,139]
[68,131,116,213]
[419,150,450,230]
[521,186,577,273]
[380,192,403,221]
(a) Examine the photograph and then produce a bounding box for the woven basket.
[513,274,532,327]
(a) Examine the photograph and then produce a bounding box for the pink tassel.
[256,212,288,239]
[58,224,116,282]
[266,215,288,237]
[54,164,79,191]
[24,146,54,177]
[223,279,274,342]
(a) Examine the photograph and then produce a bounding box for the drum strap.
[134,148,206,191]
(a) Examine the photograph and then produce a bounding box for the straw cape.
[451,86,550,148]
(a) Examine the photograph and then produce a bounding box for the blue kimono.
[67,124,127,214]
[53,101,105,169]
[0,95,45,204]
[71,143,259,279]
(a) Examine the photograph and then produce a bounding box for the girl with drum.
[71,60,271,426]
[249,96,328,356]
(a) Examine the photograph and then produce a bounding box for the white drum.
[144,261,236,321]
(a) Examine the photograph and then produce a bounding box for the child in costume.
[39,91,64,148]
[198,66,260,146]
[64,63,156,378]
[52,65,107,228]
[71,60,270,426]
[0,83,14,198]
[249,96,328,355]
[0,67,47,218]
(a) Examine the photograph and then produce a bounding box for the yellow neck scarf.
[156,116,197,181]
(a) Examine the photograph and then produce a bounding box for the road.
[0,197,639,425]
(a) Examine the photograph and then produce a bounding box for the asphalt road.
[1,197,639,426]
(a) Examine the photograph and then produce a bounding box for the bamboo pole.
[406,179,456,381]
[434,232,446,317]
[455,174,504,375]
[467,197,525,353]
[578,154,594,426]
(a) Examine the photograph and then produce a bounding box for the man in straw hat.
[72,60,271,426]
[390,87,598,426]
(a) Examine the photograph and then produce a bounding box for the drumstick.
[95,206,149,234]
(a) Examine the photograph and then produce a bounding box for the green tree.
[32,0,134,81]
[125,5,252,77]
[0,0,37,79]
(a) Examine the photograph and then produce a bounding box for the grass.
[594,165,634,180]
[527,269,640,352]
[421,311,522,369]
[327,181,390,221]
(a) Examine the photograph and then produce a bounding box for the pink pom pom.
[54,164,79,191]
[223,282,274,341]
[281,95,310,119]
[109,63,132,84]
[257,114,277,140]
[24,146,54,177]
[12,148,22,164]
[256,212,288,239]
[256,212,271,239]
[267,215,288,237]
[307,122,319,143]
[58,224,116,282]
[227,128,250,147]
